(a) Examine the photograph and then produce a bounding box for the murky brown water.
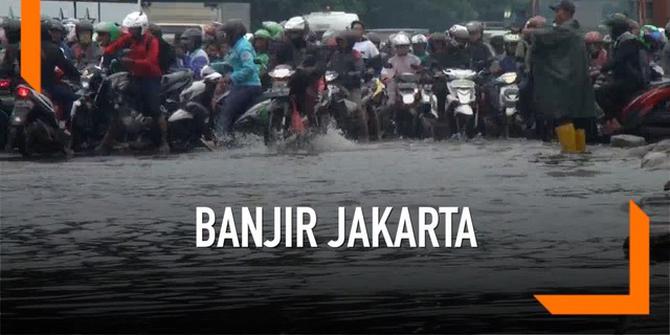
[1,138,668,333]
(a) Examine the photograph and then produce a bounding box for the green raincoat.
[530,19,596,121]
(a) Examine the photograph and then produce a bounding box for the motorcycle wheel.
[456,114,476,139]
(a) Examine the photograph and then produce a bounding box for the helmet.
[411,34,428,45]
[254,29,272,40]
[94,22,122,42]
[449,25,469,40]
[321,29,338,45]
[466,21,484,34]
[122,11,149,33]
[182,27,203,48]
[1,18,20,43]
[639,25,664,51]
[584,31,604,44]
[48,19,66,33]
[262,21,284,40]
[430,32,448,42]
[391,32,411,47]
[503,33,520,44]
[284,16,306,32]
[366,32,381,46]
[75,20,94,37]
[219,20,247,45]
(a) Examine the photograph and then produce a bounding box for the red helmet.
[584,31,604,44]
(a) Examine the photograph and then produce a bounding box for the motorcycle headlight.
[402,94,415,105]
[82,81,89,89]
[498,72,517,85]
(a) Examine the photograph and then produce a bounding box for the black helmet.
[76,20,94,35]
[366,32,381,45]
[181,28,203,49]
[336,31,358,49]
[2,18,21,43]
[219,20,247,46]
[50,19,66,32]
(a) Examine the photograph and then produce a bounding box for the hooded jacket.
[530,19,596,120]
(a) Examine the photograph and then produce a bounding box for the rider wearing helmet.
[99,11,169,155]
[253,29,272,88]
[584,31,607,72]
[596,13,649,120]
[411,34,430,65]
[94,22,122,69]
[276,16,311,67]
[465,21,493,71]
[212,20,262,140]
[382,33,422,107]
[328,31,368,141]
[40,18,80,126]
[71,20,101,70]
[181,28,209,79]
[0,18,21,80]
[446,25,471,69]
[47,19,75,60]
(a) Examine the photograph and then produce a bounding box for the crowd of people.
[0,0,669,155]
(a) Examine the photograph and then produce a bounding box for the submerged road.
[1,137,668,333]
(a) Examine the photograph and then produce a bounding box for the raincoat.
[529,19,596,121]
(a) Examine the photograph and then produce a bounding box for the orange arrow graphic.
[21,0,41,92]
[534,201,650,315]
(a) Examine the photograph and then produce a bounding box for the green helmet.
[254,29,272,40]
[94,21,121,42]
[262,21,284,40]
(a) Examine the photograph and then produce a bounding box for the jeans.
[215,85,263,136]
[135,77,162,118]
[45,83,77,122]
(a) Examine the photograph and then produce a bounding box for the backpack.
[157,38,176,74]
[146,35,176,74]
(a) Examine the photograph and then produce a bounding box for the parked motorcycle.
[617,80,670,142]
[5,84,70,157]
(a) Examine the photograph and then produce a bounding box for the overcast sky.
[1,1,140,23]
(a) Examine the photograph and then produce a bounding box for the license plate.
[14,100,33,109]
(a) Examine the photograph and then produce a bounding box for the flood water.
[1,137,668,334]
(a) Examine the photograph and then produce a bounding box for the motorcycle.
[489,72,522,138]
[5,84,70,157]
[233,65,308,146]
[616,80,670,142]
[168,67,221,151]
[386,71,438,139]
[361,77,387,140]
[70,65,109,151]
[445,68,479,139]
[317,70,360,139]
[0,76,16,149]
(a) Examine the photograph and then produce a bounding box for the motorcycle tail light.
[0,79,10,89]
[16,86,30,99]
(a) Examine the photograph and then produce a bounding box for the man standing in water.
[524,0,596,153]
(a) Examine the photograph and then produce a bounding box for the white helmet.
[122,11,149,33]
[391,32,411,47]
[411,34,428,45]
[284,16,306,31]
[448,24,469,40]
